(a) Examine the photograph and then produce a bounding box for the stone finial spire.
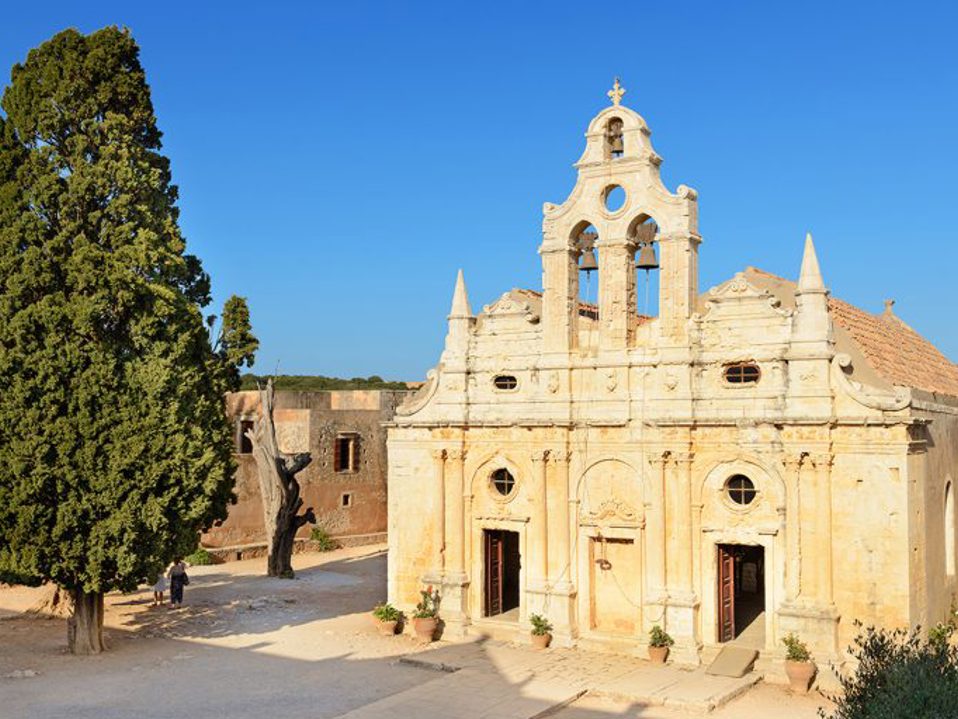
[449,269,472,318]
[797,232,826,294]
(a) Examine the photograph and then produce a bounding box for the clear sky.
[2,1,956,380]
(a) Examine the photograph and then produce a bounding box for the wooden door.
[484,530,503,616]
[718,545,735,642]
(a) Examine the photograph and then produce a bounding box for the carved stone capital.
[447,448,467,462]
[531,450,549,464]
[431,449,447,461]
[806,452,834,469]
[673,452,695,466]
[546,448,572,464]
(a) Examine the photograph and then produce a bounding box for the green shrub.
[822,622,958,719]
[372,603,402,622]
[649,625,674,648]
[185,548,214,566]
[783,632,811,662]
[310,526,338,552]
[530,614,553,636]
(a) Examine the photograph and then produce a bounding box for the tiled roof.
[827,296,958,397]
[744,267,958,398]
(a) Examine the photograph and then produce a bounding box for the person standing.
[167,558,189,608]
[151,572,167,606]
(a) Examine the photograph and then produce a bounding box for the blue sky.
[2,1,956,379]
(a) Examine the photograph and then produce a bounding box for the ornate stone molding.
[395,368,439,417]
[832,353,910,411]
[482,292,540,324]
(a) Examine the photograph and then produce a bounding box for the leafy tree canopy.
[0,27,256,603]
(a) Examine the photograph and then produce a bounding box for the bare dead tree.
[246,379,316,577]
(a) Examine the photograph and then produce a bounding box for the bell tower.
[540,80,701,353]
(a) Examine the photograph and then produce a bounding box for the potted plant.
[412,586,440,642]
[530,614,553,649]
[782,632,816,693]
[648,625,674,664]
[372,602,402,636]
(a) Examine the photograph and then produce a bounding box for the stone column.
[532,450,549,587]
[783,454,803,602]
[441,448,469,635]
[597,238,634,350]
[541,246,579,353]
[645,454,669,611]
[657,232,700,344]
[446,448,466,578]
[665,451,700,665]
[432,449,446,580]
[809,453,834,604]
[547,448,572,588]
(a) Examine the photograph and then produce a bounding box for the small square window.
[341,492,353,508]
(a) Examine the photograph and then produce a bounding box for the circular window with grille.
[491,468,516,497]
[725,475,757,505]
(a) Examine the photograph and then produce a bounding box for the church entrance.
[483,529,520,619]
[717,544,765,645]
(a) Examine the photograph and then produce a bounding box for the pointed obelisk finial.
[608,77,626,106]
[797,232,826,293]
[449,268,472,318]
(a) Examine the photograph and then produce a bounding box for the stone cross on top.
[607,77,626,106]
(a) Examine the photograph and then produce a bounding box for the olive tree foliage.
[0,27,257,653]
[822,622,958,719]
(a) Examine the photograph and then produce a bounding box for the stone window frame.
[333,432,360,473]
[489,467,518,502]
[492,374,520,392]
[722,474,760,512]
[723,362,761,386]
[236,416,255,455]
[341,492,354,509]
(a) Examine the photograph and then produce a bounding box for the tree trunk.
[67,588,105,655]
[248,379,315,578]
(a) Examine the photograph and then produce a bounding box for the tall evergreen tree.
[0,27,257,654]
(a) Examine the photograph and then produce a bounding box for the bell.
[610,135,624,154]
[635,242,659,270]
[579,247,598,273]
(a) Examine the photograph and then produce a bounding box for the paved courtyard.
[0,545,833,718]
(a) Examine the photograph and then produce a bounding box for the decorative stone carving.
[832,354,910,411]
[482,292,540,324]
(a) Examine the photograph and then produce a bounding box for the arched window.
[946,481,955,577]
[724,362,761,384]
[493,375,518,391]
[606,117,624,158]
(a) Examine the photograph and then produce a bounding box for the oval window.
[491,468,516,497]
[725,475,757,505]
[604,185,626,212]
[724,362,760,384]
[493,375,518,390]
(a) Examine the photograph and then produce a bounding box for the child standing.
[151,572,168,606]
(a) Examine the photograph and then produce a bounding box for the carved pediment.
[482,292,540,324]
[586,498,637,522]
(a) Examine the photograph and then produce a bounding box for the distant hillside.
[239,374,410,392]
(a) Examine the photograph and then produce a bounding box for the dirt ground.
[0,546,832,719]
[0,546,438,719]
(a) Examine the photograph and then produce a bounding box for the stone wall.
[203,389,409,549]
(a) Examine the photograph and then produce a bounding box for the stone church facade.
[386,85,958,664]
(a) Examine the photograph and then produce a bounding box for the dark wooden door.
[485,530,503,616]
[718,545,735,642]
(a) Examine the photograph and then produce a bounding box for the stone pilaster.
[440,447,469,635]
[597,237,634,351]
[658,232,701,344]
[644,453,669,624]
[546,447,576,645]
[540,246,579,354]
[665,451,701,665]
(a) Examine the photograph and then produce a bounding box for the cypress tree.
[0,27,257,654]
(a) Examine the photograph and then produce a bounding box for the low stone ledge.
[202,532,387,562]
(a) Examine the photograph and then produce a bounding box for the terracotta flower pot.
[784,659,816,694]
[648,645,670,664]
[377,619,398,636]
[531,632,552,649]
[413,616,438,642]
